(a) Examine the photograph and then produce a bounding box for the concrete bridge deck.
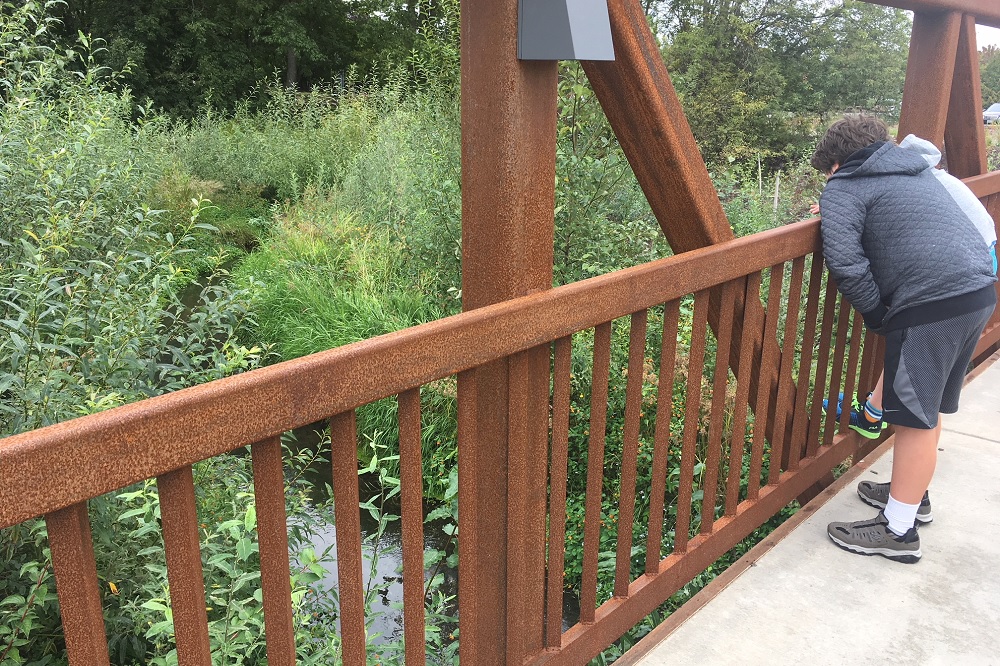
[626,354,1000,666]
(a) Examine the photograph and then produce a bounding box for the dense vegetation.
[2,0,999,664]
[47,0,438,115]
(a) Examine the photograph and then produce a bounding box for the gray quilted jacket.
[819,141,996,330]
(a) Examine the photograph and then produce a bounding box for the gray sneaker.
[857,480,933,524]
[827,512,921,563]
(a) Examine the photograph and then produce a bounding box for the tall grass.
[168,80,384,201]
[236,198,441,357]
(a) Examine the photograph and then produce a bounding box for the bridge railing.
[966,171,1000,360]
[521,220,876,664]
[1,170,999,664]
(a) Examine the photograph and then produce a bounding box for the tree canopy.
[656,0,911,163]
[38,0,999,165]
[983,47,1000,106]
[51,0,437,114]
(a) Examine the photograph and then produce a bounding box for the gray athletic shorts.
[882,304,994,429]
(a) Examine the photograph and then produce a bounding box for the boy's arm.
[819,187,887,329]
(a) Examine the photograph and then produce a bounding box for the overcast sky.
[978,25,1000,49]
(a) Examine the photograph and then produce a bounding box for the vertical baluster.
[614,311,648,597]
[250,436,296,666]
[330,411,365,666]
[838,310,865,435]
[546,337,572,646]
[675,291,709,553]
[806,276,840,457]
[824,296,853,446]
[398,389,427,666]
[457,369,481,664]
[768,257,805,485]
[700,281,737,534]
[747,265,784,501]
[507,347,548,662]
[580,322,612,622]
[157,465,211,666]
[645,300,680,574]
[725,274,760,515]
[45,502,110,666]
[788,255,825,469]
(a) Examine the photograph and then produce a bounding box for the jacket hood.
[829,140,930,180]
[898,133,943,168]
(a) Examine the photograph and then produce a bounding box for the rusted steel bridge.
[2,0,1000,664]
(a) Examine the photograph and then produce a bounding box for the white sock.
[884,495,920,536]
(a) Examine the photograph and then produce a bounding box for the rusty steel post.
[460,0,558,662]
[898,11,962,146]
[157,466,212,666]
[581,0,732,250]
[397,390,428,665]
[944,14,988,179]
[250,437,296,666]
[329,411,366,666]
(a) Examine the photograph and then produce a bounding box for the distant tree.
[654,0,910,165]
[52,0,431,114]
[983,46,1000,106]
[808,1,910,118]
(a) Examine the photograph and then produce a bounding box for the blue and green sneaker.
[823,392,887,439]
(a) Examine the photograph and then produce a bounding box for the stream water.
[291,423,582,642]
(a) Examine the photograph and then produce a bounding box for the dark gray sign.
[518,0,615,61]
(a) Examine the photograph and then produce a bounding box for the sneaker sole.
[827,532,921,564]
[857,491,934,524]
[849,423,882,440]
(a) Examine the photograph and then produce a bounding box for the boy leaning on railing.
[809,114,997,563]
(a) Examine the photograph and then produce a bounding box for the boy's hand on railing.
[810,203,821,216]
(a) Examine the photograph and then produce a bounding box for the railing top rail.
[2,164,998,530]
[0,218,821,529]
[965,171,1000,199]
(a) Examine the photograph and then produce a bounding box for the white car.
[985,103,1000,124]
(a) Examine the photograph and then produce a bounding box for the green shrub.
[167,80,384,202]
[336,95,463,307]
[0,1,259,434]
[554,64,667,283]
[0,5,274,662]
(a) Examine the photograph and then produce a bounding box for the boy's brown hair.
[810,115,891,174]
